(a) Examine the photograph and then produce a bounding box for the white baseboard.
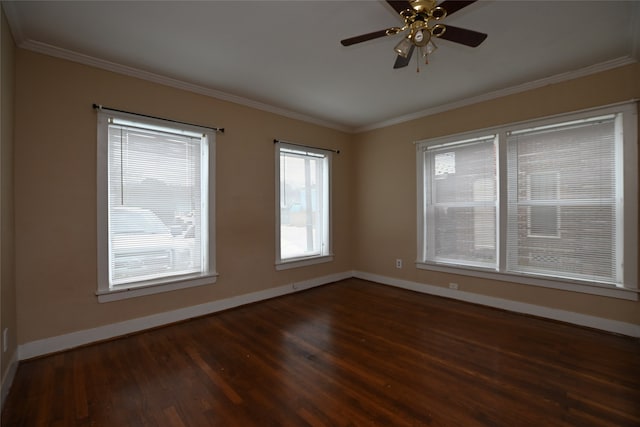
[1,349,18,411]
[353,271,640,338]
[18,271,352,360]
[17,269,640,361]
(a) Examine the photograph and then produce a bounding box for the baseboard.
[18,271,352,360]
[353,271,640,338]
[17,269,640,360]
[1,350,18,411]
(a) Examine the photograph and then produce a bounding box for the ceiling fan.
[340,0,487,69]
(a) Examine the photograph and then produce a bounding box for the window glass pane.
[279,149,328,260]
[527,172,560,237]
[108,123,204,285]
[529,206,558,236]
[507,117,618,283]
[433,206,496,265]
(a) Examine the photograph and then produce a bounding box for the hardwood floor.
[3,278,640,426]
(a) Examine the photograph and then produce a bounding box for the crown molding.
[17,39,354,133]
[355,56,639,133]
[13,36,638,136]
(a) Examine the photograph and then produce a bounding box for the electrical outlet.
[3,328,8,352]
[395,259,402,269]
[449,282,459,290]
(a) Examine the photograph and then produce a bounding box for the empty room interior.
[0,1,639,425]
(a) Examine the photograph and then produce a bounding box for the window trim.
[416,102,638,300]
[275,142,333,270]
[96,110,217,302]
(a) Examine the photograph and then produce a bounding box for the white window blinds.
[107,118,209,286]
[417,103,637,297]
[506,115,621,285]
[423,136,497,268]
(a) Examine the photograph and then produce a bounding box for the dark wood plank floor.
[3,278,640,426]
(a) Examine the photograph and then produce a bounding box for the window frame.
[96,110,217,302]
[416,102,638,300]
[275,142,333,270]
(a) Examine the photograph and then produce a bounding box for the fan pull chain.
[417,44,433,72]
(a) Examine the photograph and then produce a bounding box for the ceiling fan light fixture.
[409,22,431,47]
[420,40,437,66]
[412,28,432,47]
[425,39,437,56]
[394,36,413,58]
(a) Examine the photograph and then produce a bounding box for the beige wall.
[352,63,640,325]
[11,47,640,349]
[14,50,353,344]
[1,7,16,380]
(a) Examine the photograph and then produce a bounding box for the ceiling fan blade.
[393,44,415,69]
[437,25,487,47]
[341,29,396,46]
[386,0,412,14]
[438,0,478,16]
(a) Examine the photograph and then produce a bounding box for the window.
[422,135,498,268]
[417,103,637,299]
[97,110,216,301]
[506,115,621,283]
[275,142,332,269]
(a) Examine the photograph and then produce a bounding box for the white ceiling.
[3,1,639,132]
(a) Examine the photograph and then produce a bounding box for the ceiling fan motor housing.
[409,0,437,13]
[404,2,447,47]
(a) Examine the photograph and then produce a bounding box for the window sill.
[415,262,638,301]
[275,255,333,271]
[97,273,218,303]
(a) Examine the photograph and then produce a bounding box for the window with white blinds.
[422,135,497,268]
[275,142,332,269]
[417,103,637,298]
[97,111,216,300]
[506,115,620,284]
